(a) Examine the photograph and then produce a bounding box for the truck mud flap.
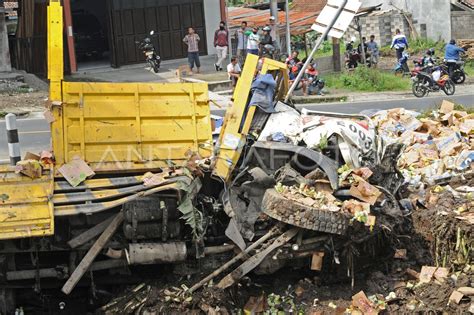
[262,189,349,235]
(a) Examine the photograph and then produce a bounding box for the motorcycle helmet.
[426,48,435,56]
[263,26,271,32]
[144,38,152,44]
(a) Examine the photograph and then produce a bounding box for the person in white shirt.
[247,27,260,56]
[227,56,241,89]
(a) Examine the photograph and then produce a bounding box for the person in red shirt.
[214,21,229,71]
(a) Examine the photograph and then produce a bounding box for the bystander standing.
[183,27,201,74]
[214,21,229,71]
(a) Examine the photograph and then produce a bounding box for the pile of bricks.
[458,39,474,60]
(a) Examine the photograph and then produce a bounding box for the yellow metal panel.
[48,1,65,165]
[212,56,289,181]
[0,170,54,240]
[52,82,213,172]
[212,54,259,181]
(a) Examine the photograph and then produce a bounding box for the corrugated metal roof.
[228,7,319,35]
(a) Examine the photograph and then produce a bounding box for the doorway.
[71,0,110,70]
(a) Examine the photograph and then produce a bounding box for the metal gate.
[108,0,207,67]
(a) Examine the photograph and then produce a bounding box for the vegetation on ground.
[464,60,474,76]
[379,38,446,57]
[324,66,411,92]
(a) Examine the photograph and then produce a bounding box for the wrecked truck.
[0,1,404,311]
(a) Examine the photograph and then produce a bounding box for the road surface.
[1,93,473,162]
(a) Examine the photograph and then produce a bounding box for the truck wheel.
[262,189,349,235]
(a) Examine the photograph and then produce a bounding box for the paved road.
[0,114,51,162]
[1,93,473,161]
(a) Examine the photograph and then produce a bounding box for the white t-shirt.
[247,33,259,50]
[227,63,241,78]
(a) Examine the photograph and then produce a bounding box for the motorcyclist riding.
[445,39,465,79]
[423,48,436,67]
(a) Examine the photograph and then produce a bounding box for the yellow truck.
[0,1,404,312]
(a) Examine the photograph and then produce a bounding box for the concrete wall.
[451,11,474,39]
[0,10,12,72]
[343,11,410,48]
[361,0,452,42]
[314,55,345,74]
[204,0,221,55]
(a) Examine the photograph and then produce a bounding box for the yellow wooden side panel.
[212,56,289,181]
[54,82,213,172]
[0,167,54,240]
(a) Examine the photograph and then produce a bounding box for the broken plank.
[189,226,280,293]
[62,212,124,295]
[68,216,115,249]
[217,227,299,289]
[54,176,143,192]
[53,184,150,205]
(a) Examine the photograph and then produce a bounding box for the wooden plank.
[67,216,115,249]
[61,212,124,295]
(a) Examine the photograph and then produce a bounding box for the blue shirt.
[445,44,464,61]
[391,34,408,49]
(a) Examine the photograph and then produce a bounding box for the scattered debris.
[58,156,95,187]
[15,160,42,179]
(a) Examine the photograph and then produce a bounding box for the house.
[0,0,12,72]
[8,0,226,75]
[360,0,474,42]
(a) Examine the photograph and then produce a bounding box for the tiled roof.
[228,7,319,35]
[459,0,474,8]
[4,1,18,9]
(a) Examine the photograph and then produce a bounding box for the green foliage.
[407,38,445,55]
[325,66,411,92]
[380,38,446,57]
[465,60,474,76]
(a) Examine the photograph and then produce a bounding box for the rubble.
[372,101,474,185]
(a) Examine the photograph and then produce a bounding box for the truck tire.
[262,189,349,235]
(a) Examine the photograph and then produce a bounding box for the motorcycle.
[136,31,161,73]
[261,44,276,59]
[345,49,360,69]
[444,57,467,84]
[394,52,410,76]
[412,65,455,98]
[306,67,325,95]
[293,64,325,95]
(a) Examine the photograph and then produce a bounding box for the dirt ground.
[0,91,48,115]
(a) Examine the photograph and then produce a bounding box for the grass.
[379,38,446,57]
[324,66,411,92]
[465,60,474,76]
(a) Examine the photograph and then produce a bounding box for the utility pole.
[270,0,280,47]
[285,0,291,56]
[0,0,12,72]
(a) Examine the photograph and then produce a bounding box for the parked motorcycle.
[136,31,161,73]
[345,49,360,69]
[412,65,455,98]
[306,66,325,95]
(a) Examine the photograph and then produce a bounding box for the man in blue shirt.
[391,29,409,61]
[445,39,465,79]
